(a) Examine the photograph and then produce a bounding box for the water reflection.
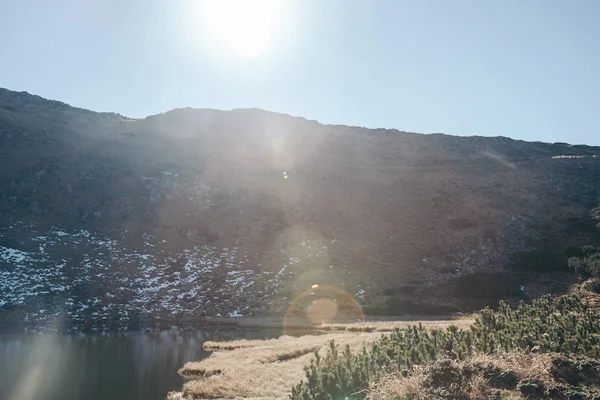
[0,330,282,400]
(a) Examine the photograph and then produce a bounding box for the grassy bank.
[366,351,600,399]
[289,289,600,400]
[167,318,473,400]
[169,284,600,400]
[199,314,475,331]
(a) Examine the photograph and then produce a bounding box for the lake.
[0,329,284,400]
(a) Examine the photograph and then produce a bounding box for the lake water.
[0,329,283,400]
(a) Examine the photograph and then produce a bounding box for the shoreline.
[0,313,473,335]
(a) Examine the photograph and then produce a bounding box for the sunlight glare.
[200,0,282,58]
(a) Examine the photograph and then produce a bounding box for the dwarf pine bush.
[584,279,600,293]
[290,294,600,400]
[568,245,600,278]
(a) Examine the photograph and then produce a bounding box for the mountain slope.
[1,87,600,331]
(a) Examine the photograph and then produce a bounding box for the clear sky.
[1,0,599,145]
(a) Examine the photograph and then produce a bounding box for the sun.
[199,0,282,58]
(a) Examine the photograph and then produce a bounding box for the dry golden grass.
[319,316,475,333]
[366,370,427,400]
[205,315,476,332]
[171,332,382,400]
[169,318,476,400]
[471,352,555,386]
[366,352,555,400]
[201,336,327,363]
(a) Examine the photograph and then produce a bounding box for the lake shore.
[168,317,474,400]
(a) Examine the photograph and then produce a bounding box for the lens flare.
[306,297,338,324]
[283,285,364,335]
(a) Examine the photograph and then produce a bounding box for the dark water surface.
[0,329,283,400]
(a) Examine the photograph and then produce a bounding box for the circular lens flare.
[306,298,338,324]
[283,285,364,335]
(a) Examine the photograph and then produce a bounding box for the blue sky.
[1,0,599,145]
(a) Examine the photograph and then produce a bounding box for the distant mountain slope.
[1,87,600,331]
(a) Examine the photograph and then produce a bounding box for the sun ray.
[199,0,282,58]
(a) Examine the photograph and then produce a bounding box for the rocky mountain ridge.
[1,87,600,331]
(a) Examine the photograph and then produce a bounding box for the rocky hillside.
[1,87,600,331]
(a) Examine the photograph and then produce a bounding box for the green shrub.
[290,294,600,400]
[568,246,600,277]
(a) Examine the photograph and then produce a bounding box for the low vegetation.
[316,319,474,333]
[290,293,600,400]
[168,319,472,400]
[366,352,600,400]
[171,227,600,399]
[584,279,600,294]
[169,294,599,399]
[170,333,382,400]
[568,245,600,278]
